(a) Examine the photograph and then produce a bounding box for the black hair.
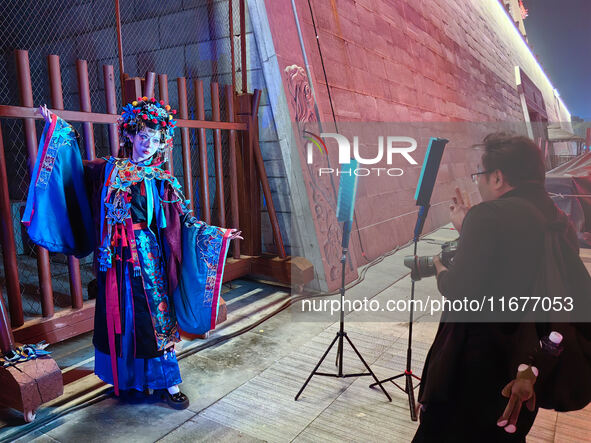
[476,133,545,186]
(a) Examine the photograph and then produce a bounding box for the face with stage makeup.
[118,97,177,164]
[127,127,164,163]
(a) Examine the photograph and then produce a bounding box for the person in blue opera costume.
[22,98,242,409]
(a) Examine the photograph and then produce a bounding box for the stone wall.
[257,0,574,290]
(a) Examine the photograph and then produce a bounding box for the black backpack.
[516,197,591,412]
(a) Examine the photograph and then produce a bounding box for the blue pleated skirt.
[94,230,182,391]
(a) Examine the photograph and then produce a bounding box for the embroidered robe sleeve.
[21,113,95,258]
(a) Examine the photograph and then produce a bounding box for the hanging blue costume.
[23,99,237,397]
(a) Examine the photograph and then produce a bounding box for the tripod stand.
[369,231,422,421]
[368,136,448,421]
[295,240,392,402]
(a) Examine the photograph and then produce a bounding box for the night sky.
[524,0,591,120]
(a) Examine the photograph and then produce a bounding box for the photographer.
[413,133,580,442]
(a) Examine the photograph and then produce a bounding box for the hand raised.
[449,187,471,232]
[37,104,53,124]
[229,229,243,241]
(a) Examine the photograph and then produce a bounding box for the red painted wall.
[263,0,571,288]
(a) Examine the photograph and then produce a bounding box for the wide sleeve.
[171,216,234,335]
[21,114,95,258]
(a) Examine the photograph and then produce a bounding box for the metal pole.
[115,0,126,101]
[239,0,247,93]
[229,0,236,93]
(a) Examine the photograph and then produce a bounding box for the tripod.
[295,242,392,402]
[368,203,434,421]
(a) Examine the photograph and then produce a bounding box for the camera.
[403,240,458,281]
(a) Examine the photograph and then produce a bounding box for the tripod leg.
[406,374,418,421]
[344,334,392,402]
[295,334,339,401]
[369,372,404,388]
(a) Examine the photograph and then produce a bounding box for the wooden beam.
[0,105,247,131]
[12,302,95,345]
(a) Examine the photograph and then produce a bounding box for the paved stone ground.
[5,227,591,442]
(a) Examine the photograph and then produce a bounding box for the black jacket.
[418,182,584,406]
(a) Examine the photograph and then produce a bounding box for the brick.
[338,15,364,45]
[355,94,378,121]
[260,141,284,162]
[136,46,186,80]
[331,87,362,119]
[75,28,118,61]
[132,0,184,17]
[158,8,211,47]
[333,0,359,23]
[316,30,349,65]
[323,56,353,90]
[366,51,386,79]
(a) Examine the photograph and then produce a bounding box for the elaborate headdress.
[117,97,178,162]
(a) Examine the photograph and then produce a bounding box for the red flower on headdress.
[123,123,128,127]
[152,118,157,123]
[161,121,166,126]
[133,109,140,113]
[172,110,177,114]
[160,100,165,105]
[142,114,148,120]
[137,97,142,101]
[151,97,156,102]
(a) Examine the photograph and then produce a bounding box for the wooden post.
[76,59,96,160]
[15,49,54,318]
[124,77,143,106]
[49,55,84,310]
[143,72,156,99]
[251,90,286,258]
[103,64,120,157]
[177,77,194,212]
[225,85,240,258]
[194,80,211,223]
[211,82,226,227]
[158,74,174,175]
[0,283,15,353]
[236,93,260,255]
[158,74,169,104]
[0,125,23,327]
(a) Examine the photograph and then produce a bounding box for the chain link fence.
[0,0,246,317]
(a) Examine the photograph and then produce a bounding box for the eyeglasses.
[470,170,489,183]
